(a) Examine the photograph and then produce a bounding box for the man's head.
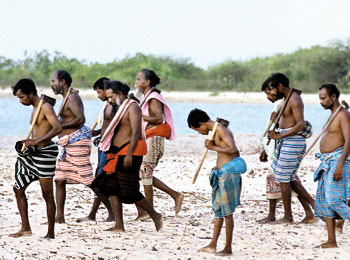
[135,69,160,95]
[187,108,211,135]
[263,73,290,100]
[261,78,278,103]
[105,80,130,107]
[93,77,110,101]
[12,78,38,106]
[51,70,72,95]
[319,83,340,110]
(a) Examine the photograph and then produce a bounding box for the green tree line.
[1,39,350,93]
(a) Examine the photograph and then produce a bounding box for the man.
[92,80,163,232]
[266,73,314,223]
[51,70,97,223]
[135,69,184,220]
[258,79,315,223]
[314,84,350,248]
[188,108,246,256]
[76,77,115,223]
[11,79,62,238]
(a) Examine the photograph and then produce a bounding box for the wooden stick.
[21,99,45,152]
[100,98,131,143]
[266,88,295,145]
[57,87,79,117]
[304,100,349,157]
[91,120,98,131]
[192,121,219,184]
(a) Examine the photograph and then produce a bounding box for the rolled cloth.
[55,125,94,185]
[210,157,247,218]
[14,142,59,189]
[314,147,350,220]
[92,140,148,204]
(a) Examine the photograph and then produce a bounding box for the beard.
[53,86,64,95]
[134,86,143,100]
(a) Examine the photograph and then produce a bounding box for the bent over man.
[11,79,61,238]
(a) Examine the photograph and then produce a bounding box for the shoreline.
[2,87,348,104]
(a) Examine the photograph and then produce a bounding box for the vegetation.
[1,39,350,93]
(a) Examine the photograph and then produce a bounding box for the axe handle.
[192,121,219,184]
[21,99,45,152]
[304,102,345,157]
[57,87,72,117]
[91,119,98,131]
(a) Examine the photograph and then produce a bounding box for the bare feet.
[55,216,65,224]
[198,245,216,254]
[299,216,318,224]
[153,213,163,232]
[104,226,125,232]
[44,233,55,239]
[336,220,344,233]
[256,216,276,224]
[175,193,185,215]
[134,214,151,221]
[315,241,338,248]
[76,216,95,223]
[274,217,293,224]
[9,229,32,238]
[216,248,232,256]
[104,214,115,222]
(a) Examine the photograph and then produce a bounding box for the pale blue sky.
[1,0,349,68]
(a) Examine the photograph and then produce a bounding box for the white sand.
[0,134,349,259]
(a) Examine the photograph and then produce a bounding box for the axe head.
[341,100,349,110]
[69,87,79,94]
[40,94,56,106]
[216,117,229,127]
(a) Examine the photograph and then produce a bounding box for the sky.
[0,0,349,68]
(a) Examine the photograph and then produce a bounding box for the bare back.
[101,104,116,137]
[320,108,350,153]
[59,93,85,137]
[144,98,164,131]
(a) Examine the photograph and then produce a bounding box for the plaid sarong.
[271,129,306,183]
[314,147,350,220]
[55,126,94,185]
[14,143,59,189]
[209,157,246,218]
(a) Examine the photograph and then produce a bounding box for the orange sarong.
[145,123,171,139]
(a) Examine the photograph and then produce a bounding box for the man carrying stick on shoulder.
[134,69,184,220]
[187,109,246,256]
[314,84,350,248]
[266,73,315,223]
[92,80,163,232]
[11,79,61,238]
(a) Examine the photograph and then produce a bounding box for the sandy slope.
[0,134,349,260]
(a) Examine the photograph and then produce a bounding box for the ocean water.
[1,97,329,136]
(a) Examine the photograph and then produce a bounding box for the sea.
[0,97,329,136]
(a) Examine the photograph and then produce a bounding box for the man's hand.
[333,165,343,181]
[23,139,38,147]
[205,139,215,150]
[124,154,133,168]
[267,130,280,140]
[270,112,278,122]
[259,150,268,162]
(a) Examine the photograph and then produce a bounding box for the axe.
[21,94,56,152]
[192,117,222,184]
[304,100,349,157]
[57,87,79,118]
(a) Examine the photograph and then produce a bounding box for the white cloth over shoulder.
[263,100,281,160]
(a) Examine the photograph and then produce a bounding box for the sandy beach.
[0,134,349,259]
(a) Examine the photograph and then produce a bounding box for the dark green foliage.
[1,39,350,92]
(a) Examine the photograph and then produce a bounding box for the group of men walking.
[8,70,350,255]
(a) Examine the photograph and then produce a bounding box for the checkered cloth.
[314,147,350,220]
[209,157,247,218]
[271,129,306,183]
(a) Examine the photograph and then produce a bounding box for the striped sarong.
[271,129,306,183]
[55,126,94,185]
[14,143,59,189]
[209,157,247,218]
[314,147,350,220]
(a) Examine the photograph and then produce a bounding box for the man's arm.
[334,110,350,181]
[124,104,142,168]
[205,125,238,154]
[24,104,62,146]
[143,99,163,125]
[60,94,85,129]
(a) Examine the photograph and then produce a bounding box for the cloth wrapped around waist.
[145,123,171,139]
[103,140,147,175]
[58,125,92,160]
